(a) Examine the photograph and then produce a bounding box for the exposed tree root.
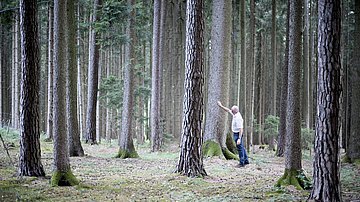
[222,147,239,160]
[115,149,139,159]
[51,170,79,187]
[225,133,238,155]
[276,169,311,190]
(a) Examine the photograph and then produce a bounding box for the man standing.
[217,101,249,167]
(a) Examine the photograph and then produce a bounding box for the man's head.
[231,105,239,114]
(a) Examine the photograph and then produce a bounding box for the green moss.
[221,147,239,160]
[203,140,222,157]
[342,155,352,163]
[115,149,139,159]
[225,133,238,154]
[353,159,360,166]
[275,169,311,190]
[50,170,79,187]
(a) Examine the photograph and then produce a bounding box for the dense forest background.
[0,0,359,201]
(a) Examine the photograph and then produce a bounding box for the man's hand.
[236,138,241,145]
[217,101,222,107]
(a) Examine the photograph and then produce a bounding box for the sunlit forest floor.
[1,129,359,201]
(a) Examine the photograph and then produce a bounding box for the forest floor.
[0,129,359,202]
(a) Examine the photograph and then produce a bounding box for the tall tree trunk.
[117,0,139,159]
[203,0,232,158]
[46,2,54,141]
[176,0,206,177]
[95,46,103,143]
[271,0,277,116]
[347,0,360,162]
[276,0,290,157]
[276,0,307,190]
[173,0,186,141]
[76,3,84,139]
[248,0,255,154]
[14,12,20,129]
[239,0,246,117]
[302,0,310,128]
[256,31,263,146]
[0,21,2,125]
[85,0,102,144]
[309,0,342,200]
[18,0,45,177]
[67,0,84,157]
[150,0,162,152]
[51,0,79,186]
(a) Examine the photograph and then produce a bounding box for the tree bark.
[348,0,360,162]
[67,0,84,157]
[117,0,139,159]
[309,0,342,200]
[85,0,102,144]
[51,0,79,186]
[277,0,290,157]
[46,2,54,141]
[18,0,45,177]
[276,0,307,190]
[302,0,310,128]
[203,0,232,157]
[271,0,277,116]
[150,0,162,152]
[176,0,207,177]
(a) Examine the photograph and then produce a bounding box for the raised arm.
[217,101,232,115]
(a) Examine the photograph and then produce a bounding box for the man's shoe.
[235,164,244,168]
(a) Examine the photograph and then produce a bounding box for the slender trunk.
[249,0,255,154]
[150,0,162,151]
[46,3,54,141]
[85,0,102,144]
[276,0,290,157]
[271,0,277,116]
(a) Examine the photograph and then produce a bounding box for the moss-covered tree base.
[203,140,222,157]
[115,149,139,159]
[225,133,238,155]
[275,169,311,190]
[51,170,79,187]
[222,147,239,160]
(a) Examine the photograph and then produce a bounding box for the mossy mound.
[275,169,312,190]
[225,133,238,155]
[115,149,139,159]
[50,170,79,186]
[203,140,222,157]
[222,147,239,160]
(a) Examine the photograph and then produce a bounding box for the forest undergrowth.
[0,130,359,201]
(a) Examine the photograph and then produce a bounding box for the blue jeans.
[233,132,249,166]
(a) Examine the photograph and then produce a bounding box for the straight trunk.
[85,0,102,144]
[46,2,54,141]
[67,0,84,157]
[271,0,277,116]
[348,0,360,162]
[51,0,79,186]
[18,0,45,177]
[285,0,303,172]
[176,0,206,177]
[303,0,310,128]
[277,0,290,157]
[150,0,162,151]
[249,0,255,154]
[117,0,138,159]
[309,0,342,200]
